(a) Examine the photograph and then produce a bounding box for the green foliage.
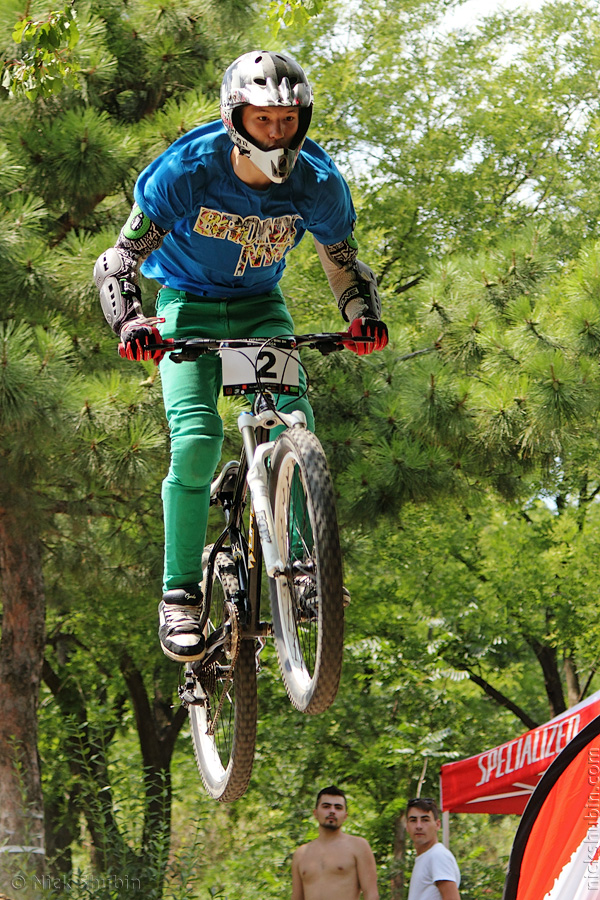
[0,319,78,503]
[0,0,267,892]
[2,6,80,100]
[266,0,326,36]
[6,0,600,897]
[295,0,600,292]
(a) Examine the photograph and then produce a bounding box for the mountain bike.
[157,332,363,801]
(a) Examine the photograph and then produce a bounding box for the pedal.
[178,670,205,707]
[179,686,200,707]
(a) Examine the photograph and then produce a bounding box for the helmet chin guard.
[221,51,313,184]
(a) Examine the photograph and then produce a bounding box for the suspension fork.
[237,406,307,579]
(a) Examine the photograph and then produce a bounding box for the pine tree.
[0,0,259,888]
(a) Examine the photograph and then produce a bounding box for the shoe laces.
[163,602,202,630]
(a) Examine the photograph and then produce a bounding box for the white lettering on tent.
[566,714,581,744]
[519,734,533,768]
[474,713,583,786]
[477,755,487,784]
[485,750,498,783]
[497,749,505,778]
[504,742,515,774]
[532,730,541,762]
[548,724,560,757]
[541,725,552,758]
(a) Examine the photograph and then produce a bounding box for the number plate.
[221,341,300,396]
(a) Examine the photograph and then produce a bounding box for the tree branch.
[463,667,539,730]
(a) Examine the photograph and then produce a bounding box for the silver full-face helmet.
[221,50,313,184]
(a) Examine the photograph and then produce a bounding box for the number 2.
[256,350,278,379]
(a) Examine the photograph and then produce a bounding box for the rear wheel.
[269,428,344,714]
[188,551,257,801]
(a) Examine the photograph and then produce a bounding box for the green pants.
[156,286,315,592]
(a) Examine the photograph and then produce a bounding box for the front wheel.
[188,551,257,801]
[269,428,344,714]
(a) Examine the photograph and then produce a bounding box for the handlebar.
[127,332,374,362]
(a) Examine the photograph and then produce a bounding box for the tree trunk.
[563,653,581,707]
[42,650,187,893]
[390,812,406,900]
[120,651,188,891]
[0,514,46,892]
[526,636,566,717]
[42,659,138,877]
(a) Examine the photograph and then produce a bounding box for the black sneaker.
[158,584,206,662]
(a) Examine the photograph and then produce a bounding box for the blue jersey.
[135,120,356,297]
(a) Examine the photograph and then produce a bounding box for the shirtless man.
[291,786,379,900]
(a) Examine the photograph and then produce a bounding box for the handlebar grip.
[117,337,175,359]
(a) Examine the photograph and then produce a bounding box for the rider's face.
[241,105,300,151]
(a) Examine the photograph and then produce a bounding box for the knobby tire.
[269,427,344,714]
[189,551,257,801]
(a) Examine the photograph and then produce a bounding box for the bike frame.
[201,402,308,648]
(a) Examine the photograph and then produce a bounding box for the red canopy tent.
[440,689,600,815]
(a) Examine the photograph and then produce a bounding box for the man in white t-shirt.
[406,798,461,900]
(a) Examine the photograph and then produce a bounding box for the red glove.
[119,317,165,362]
[343,317,389,356]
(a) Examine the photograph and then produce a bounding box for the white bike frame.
[237,407,307,580]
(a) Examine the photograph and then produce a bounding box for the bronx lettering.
[475,713,582,786]
[193,207,301,275]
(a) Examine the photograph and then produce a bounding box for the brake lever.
[316,341,345,356]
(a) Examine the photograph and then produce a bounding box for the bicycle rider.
[94,50,388,664]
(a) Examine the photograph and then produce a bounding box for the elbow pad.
[94,246,143,335]
[93,204,168,335]
[314,236,382,322]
